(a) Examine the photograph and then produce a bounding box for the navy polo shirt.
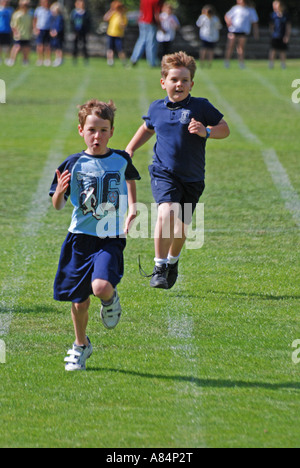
[143,95,224,182]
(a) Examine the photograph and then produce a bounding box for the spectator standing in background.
[157,3,180,58]
[9,0,32,66]
[269,1,291,69]
[196,4,222,68]
[130,0,163,67]
[34,0,52,67]
[104,1,128,67]
[0,0,13,65]
[50,2,65,67]
[224,0,259,69]
[70,0,91,64]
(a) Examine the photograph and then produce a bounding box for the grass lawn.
[0,57,299,448]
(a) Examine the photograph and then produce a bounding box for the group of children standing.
[0,0,91,67]
[198,0,291,69]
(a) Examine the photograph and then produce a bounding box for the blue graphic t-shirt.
[49,150,140,238]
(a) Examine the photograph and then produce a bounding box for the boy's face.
[161,67,194,103]
[78,114,114,156]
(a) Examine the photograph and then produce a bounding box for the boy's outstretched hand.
[124,206,137,235]
[52,170,71,211]
[56,169,71,195]
[188,118,207,138]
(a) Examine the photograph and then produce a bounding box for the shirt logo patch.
[179,110,191,125]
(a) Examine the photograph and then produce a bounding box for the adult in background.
[130,0,163,67]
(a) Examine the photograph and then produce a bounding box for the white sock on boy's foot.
[167,253,181,265]
[154,257,168,267]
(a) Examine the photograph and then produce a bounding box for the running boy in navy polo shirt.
[126,51,230,289]
[50,99,140,370]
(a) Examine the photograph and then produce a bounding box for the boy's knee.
[92,279,114,301]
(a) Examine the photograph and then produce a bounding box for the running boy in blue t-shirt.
[126,51,230,290]
[50,99,140,371]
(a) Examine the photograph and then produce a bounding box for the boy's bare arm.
[188,118,230,139]
[52,169,71,211]
[126,123,155,158]
[124,180,137,234]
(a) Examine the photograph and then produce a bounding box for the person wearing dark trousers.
[70,0,91,64]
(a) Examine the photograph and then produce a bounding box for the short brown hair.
[161,51,197,80]
[78,99,117,128]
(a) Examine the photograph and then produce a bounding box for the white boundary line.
[167,307,206,448]
[137,72,206,446]
[6,68,32,93]
[247,67,300,113]
[200,72,300,229]
[0,75,90,338]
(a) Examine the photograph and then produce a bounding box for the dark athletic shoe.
[167,260,179,289]
[150,264,169,289]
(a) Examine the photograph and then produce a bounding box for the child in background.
[269,1,291,69]
[0,0,13,65]
[224,0,259,69]
[196,5,222,67]
[156,3,180,58]
[33,0,52,66]
[50,2,65,67]
[103,1,128,66]
[9,0,32,66]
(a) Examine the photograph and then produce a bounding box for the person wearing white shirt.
[196,5,222,67]
[157,3,180,57]
[224,0,259,68]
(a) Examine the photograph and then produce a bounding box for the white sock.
[167,253,181,265]
[154,257,168,267]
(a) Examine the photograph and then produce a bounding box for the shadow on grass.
[87,367,300,391]
[207,291,300,301]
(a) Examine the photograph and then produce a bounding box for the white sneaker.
[52,58,63,67]
[64,337,93,371]
[100,290,122,329]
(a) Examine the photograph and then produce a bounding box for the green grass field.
[0,57,299,448]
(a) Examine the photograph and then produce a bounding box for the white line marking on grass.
[6,68,32,93]
[0,75,91,337]
[200,72,300,229]
[167,307,206,448]
[136,70,154,164]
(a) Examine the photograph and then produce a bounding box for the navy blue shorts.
[201,40,217,49]
[54,233,126,303]
[107,35,124,53]
[149,164,205,225]
[36,30,51,45]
